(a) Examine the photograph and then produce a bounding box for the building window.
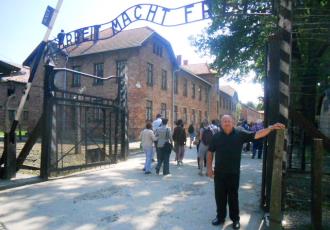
[199,110,202,123]
[192,83,196,99]
[153,42,163,57]
[192,109,196,124]
[7,86,15,96]
[174,74,178,94]
[161,103,167,118]
[94,63,104,85]
[161,69,167,90]
[71,66,81,87]
[205,88,208,103]
[174,105,178,122]
[146,100,153,121]
[147,63,153,86]
[116,60,127,77]
[183,108,188,123]
[23,111,29,121]
[183,79,188,97]
[198,86,202,101]
[94,108,103,121]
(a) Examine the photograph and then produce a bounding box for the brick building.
[218,85,239,120]
[11,27,229,141]
[239,103,264,124]
[0,61,30,132]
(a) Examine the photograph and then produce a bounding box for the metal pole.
[9,0,63,140]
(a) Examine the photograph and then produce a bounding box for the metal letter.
[202,1,211,19]
[112,18,123,35]
[121,12,132,27]
[146,4,158,22]
[65,32,73,46]
[93,25,101,41]
[161,7,170,25]
[134,5,142,19]
[184,4,194,23]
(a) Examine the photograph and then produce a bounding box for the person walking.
[198,119,214,176]
[139,123,157,174]
[251,120,264,159]
[172,119,186,166]
[155,118,173,176]
[207,115,285,229]
[187,123,195,149]
[152,114,162,162]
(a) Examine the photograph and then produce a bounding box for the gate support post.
[269,129,285,230]
[40,64,55,180]
[3,133,16,179]
[311,138,323,230]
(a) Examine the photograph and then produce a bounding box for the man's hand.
[269,123,285,130]
[255,123,286,140]
[207,169,214,178]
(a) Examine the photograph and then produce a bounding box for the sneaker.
[232,221,240,229]
[155,169,159,175]
[212,217,225,226]
[145,171,151,175]
[198,172,204,176]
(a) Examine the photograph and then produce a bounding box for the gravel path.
[0,148,265,230]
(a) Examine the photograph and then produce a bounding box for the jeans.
[214,172,240,222]
[156,146,171,175]
[143,146,153,173]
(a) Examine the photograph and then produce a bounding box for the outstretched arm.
[255,123,285,140]
[207,151,214,178]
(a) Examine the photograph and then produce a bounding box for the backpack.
[201,128,213,145]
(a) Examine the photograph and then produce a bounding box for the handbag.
[163,128,173,153]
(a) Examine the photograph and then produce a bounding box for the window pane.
[94,63,104,85]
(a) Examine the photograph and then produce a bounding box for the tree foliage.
[192,0,277,81]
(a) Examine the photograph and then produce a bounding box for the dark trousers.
[156,147,171,175]
[214,172,240,222]
[252,140,263,159]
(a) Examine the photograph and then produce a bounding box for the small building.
[0,60,30,132]
[219,85,239,120]
[239,103,264,124]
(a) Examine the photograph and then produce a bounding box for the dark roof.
[68,27,178,67]
[182,63,217,75]
[219,85,238,98]
[179,66,212,86]
[0,59,21,76]
[0,66,30,84]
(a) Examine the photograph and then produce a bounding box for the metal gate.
[41,64,128,178]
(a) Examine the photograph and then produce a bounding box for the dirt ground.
[0,147,265,230]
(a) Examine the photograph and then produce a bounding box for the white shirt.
[152,118,162,132]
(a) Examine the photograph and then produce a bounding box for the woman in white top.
[140,122,157,174]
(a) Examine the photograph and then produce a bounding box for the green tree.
[191,0,276,81]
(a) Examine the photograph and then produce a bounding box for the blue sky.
[0,0,263,103]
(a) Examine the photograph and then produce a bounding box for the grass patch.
[0,130,28,138]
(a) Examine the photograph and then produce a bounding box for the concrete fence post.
[269,129,285,230]
[311,138,323,230]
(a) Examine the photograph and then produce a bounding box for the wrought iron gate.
[41,64,128,178]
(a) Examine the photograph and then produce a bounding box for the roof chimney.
[183,60,188,65]
[176,55,182,66]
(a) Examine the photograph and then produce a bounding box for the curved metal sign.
[56,0,272,49]
[57,1,211,48]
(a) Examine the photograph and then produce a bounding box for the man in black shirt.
[207,115,285,229]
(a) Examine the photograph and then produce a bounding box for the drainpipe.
[172,68,180,129]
